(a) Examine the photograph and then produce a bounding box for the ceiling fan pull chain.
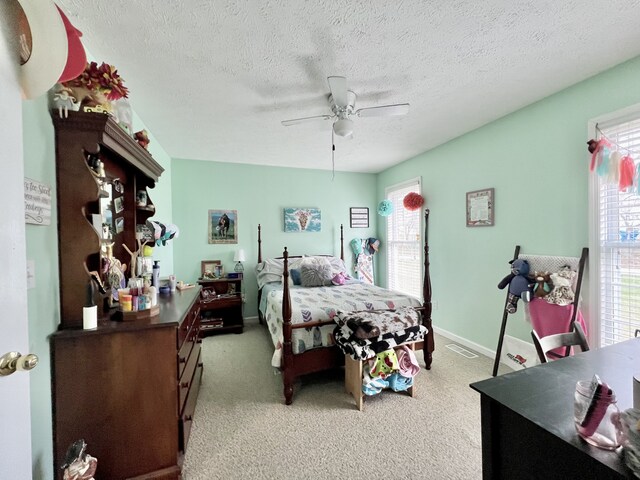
[332,129,336,181]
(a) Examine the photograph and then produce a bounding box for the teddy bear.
[498,258,533,314]
[545,266,577,306]
[531,271,553,298]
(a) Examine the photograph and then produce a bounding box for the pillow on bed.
[256,257,304,289]
[290,268,302,285]
[304,255,348,276]
[300,257,333,287]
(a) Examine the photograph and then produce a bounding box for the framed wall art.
[208,209,238,244]
[284,207,321,232]
[466,188,494,227]
[350,207,369,228]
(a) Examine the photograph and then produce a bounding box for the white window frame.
[385,177,423,299]
[588,102,640,348]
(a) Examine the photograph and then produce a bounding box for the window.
[385,178,422,299]
[592,114,640,346]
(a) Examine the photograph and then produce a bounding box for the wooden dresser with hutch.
[49,112,202,479]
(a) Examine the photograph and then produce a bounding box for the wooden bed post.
[257,224,262,263]
[281,247,294,405]
[423,209,435,369]
[340,224,344,261]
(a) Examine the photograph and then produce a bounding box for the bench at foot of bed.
[344,342,418,411]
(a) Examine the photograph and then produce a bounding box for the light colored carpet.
[183,323,499,480]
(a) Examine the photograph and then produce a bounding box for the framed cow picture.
[208,209,238,244]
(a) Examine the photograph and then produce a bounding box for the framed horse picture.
[208,209,238,244]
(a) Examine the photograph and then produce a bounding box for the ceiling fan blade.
[281,115,333,126]
[327,76,348,107]
[355,103,409,117]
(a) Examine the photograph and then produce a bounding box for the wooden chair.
[531,322,590,363]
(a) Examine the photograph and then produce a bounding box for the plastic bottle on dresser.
[152,260,160,287]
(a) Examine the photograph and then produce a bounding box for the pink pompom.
[403,192,424,211]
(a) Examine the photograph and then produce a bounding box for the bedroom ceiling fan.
[281,76,409,138]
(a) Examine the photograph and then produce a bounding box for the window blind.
[386,179,421,299]
[598,118,640,346]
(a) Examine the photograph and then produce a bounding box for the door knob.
[0,352,39,376]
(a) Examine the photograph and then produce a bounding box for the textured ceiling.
[59,0,640,173]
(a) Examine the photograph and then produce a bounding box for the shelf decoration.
[147,220,179,246]
[134,130,150,149]
[62,61,129,114]
[201,260,221,279]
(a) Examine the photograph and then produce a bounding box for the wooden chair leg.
[344,355,364,411]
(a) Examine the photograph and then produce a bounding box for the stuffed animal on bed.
[498,258,533,314]
[545,266,577,306]
[531,271,553,298]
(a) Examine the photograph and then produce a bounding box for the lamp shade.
[233,249,246,263]
[333,118,354,137]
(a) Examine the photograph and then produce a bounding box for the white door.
[0,5,33,477]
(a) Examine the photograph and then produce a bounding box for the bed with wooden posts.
[256,210,434,405]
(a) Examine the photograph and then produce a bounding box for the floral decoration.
[66,61,129,100]
[377,200,393,217]
[403,192,425,211]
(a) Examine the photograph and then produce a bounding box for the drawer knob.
[179,357,186,364]
[185,415,193,422]
[181,381,189,389]
[197,362,204,368]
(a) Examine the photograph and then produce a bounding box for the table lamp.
[234,249,246,273]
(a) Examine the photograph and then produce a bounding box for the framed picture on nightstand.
[201,260,221,279]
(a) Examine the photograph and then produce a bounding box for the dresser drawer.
[178,342,201,414]
[177,326,195,380]
[179,352,203,452]
[177,301,200,349]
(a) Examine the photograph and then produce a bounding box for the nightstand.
[197,277,243,336]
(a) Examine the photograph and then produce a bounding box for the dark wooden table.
[470,338,640,479]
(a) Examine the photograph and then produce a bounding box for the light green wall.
[171,159,377,317]
[23,98,174,480]
[377,55,640,352]
[22,96,59,480]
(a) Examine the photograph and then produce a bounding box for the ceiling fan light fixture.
[333,118,354,137]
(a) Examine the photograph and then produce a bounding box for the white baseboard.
[433,325,495,359]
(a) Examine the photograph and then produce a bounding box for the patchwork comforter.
[260,282,422,367]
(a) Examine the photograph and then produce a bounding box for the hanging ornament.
[620,155,635,191]
[403,192,425,211]
[377,200,393,217]
[607,150,621,184]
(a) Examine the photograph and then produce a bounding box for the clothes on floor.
[361,347,420,395]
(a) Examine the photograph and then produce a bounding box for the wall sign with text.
[24,177,51,225]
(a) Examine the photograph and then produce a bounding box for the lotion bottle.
[152,260,160,287]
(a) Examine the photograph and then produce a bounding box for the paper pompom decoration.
[403,192,424,211]
[377,200,393,217]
